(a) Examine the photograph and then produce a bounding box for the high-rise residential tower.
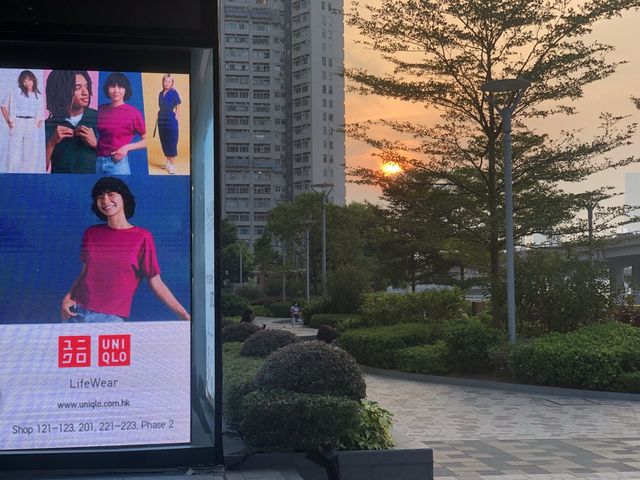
[221,0,346,247]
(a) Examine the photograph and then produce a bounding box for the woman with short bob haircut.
[96,72,147,175]
[61,176,190,322]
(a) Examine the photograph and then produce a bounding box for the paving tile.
[364,372,640,479]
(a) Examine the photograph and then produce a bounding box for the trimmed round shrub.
[221,317,238,329]
[240,329,299,358]
[240,389,360,451]
[222,343,263,428]
[395,341,451,375]
[255,341,366,401]
[442,318,502,373]
[222,293,250,316]
[338,323,429,369]
[221,322,261,343]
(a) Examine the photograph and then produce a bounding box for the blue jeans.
[69,305,126,323]
[96,155,131,175]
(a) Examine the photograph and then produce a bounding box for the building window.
[225,62,249,72]
[254,144,271,153]
[226,184,250,194]
[253,22,270,31]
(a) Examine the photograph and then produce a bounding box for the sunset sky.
[343,3,640,208]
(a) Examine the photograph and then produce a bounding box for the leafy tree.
[255,194,382,299]
[220,219,253,285]
[346,0,639,324]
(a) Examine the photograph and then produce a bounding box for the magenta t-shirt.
[73,224,160,318]
[97,103,146,156]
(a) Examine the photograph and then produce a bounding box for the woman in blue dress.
[157,74,181,174]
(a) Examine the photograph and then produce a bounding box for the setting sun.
[381,162,402,176]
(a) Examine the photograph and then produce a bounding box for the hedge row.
[509,322,640,389]
[395,342,451,375]
[339,317,503,374]
[308,313,361,330]
[359,289,466,326]
[338,323,429,369]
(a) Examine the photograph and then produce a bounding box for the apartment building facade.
[221,0,346,247]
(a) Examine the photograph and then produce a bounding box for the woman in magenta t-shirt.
[60,177,190,322]
[96,72,147,175]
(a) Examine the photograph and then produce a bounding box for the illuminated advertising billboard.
[0,68,193,450]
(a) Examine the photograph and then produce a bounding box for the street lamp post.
[302,220,314,303]
[311,183,333,297]
[282,242,286,303]
[480,78,531,344]
[239,242,243,285]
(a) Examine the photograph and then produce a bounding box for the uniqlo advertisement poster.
[0,68,192,449]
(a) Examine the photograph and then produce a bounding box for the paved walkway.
[259,316,317,339]
[365,371,640,480]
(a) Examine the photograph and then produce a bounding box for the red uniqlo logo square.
[58,336,92,368]
[98,334,131,367]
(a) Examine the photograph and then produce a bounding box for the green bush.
[336,315,365,333]
[339,400,395,450]
[240,329,299,358]
[266,301,295,318]
[255,341,366,401]
[250,304,272,317]
[234,283,264,301]
[327,264,371,313]
[511,251,612,336]
[338,323,429,369]
[302,297,330,325]
[395,342,451,375]
[359,289,467,326]
[611,371,640,393]
[309,313,360,329]
[442,318,502,373]
[609,305,640,328]
[222,343,263,428]
[222,293,250,316]
[221,322,261,343]
[240,389,360,451]
[221,317,239,329]
[508,322,640,389]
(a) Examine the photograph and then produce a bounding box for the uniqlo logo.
[98,334,131,367]
[58,336,92,368]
